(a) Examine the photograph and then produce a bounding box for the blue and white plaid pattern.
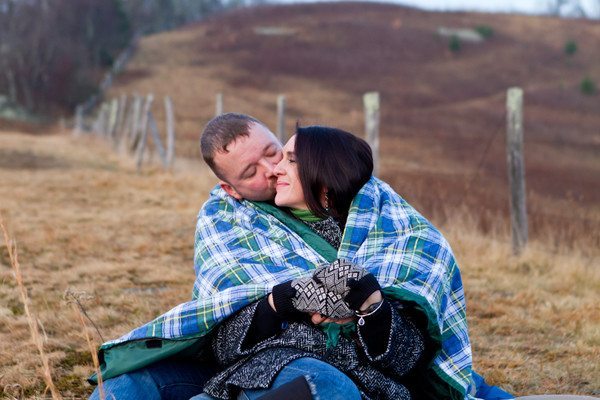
[101,177,473,398]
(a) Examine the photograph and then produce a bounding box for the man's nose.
[261,158,279,177]
[266,159,284,177]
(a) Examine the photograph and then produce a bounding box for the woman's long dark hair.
[295,125,373,223]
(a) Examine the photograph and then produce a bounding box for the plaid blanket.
[100,177,474,399]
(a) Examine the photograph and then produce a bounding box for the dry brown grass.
[441,210,600,395]
[0,130,215,398]
[0,129,598,398]
[0,216,61,399]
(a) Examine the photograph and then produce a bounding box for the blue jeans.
[89,358,216,400]
[191,357,361,400]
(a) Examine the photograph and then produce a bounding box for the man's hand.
[312,260,367,297]
[269,279,354,319]
[313,259,382,312]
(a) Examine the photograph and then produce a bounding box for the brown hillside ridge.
[108,1,599,252]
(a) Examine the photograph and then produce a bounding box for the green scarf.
[321,321,357,349]
[289,208,323,222]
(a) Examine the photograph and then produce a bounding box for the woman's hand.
[310,289,382,325]
[345,273,382,311]
[267,293,277,312]
[269,294,354,325]
[310,312,355,325]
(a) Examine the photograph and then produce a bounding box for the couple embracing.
[90,113,512,399]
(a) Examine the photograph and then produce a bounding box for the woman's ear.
[320,187,329,209]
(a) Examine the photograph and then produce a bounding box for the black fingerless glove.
[344,273,381,311]
[271,280,299,318]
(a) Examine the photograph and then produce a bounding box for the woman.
[194,126,427,400]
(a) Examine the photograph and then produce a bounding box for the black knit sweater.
[203,301,424,400]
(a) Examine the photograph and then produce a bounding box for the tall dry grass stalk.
[0,214,63,400]
[64,289,105,400]
[64,289,106,400]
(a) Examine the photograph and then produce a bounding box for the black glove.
[271,280,299,319]
[344,273,381,311]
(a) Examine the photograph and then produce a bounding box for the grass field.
[0,130,598,398]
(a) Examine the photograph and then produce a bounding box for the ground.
[0,130,598,398]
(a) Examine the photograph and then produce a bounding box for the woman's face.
[274,135,308,210]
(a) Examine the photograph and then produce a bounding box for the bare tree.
[547,0,587,17]
[0,0,132,113]
[0,0,230,115]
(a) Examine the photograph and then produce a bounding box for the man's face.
[214,122,283,201]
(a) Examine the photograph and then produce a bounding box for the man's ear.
[220,181,242,200]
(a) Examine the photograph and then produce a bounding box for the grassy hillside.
[108,1,600,252]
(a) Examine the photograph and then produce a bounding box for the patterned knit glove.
[312,259,367,296]
[291,276,355,319]
[313,259,381,311]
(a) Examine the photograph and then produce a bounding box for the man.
[89,114,296,400]
[201,113,282,202]
[91,113,511,399]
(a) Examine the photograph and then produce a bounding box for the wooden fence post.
[148,111,168,168]
[92,109,100,134]
[277,95,286,143]
[129,95,143,152]
[363,92,380,176]
[119,96,135,153]
[93,104,102,135]
[506,87,528,255]
[98,102,110,137]
[108,98,119,141]
[136,94,154,171]
[215,93,223,116]
[164,96,175,169]
[114,94,127,148]
[73,105,83,137]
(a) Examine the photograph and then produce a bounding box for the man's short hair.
[200,113,262,179]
